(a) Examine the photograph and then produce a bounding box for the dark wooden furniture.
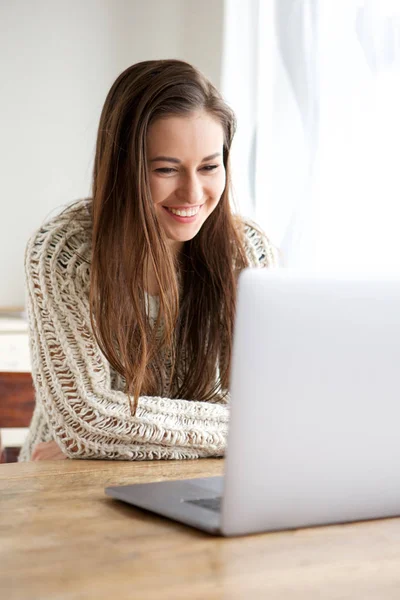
[0,371,35,463]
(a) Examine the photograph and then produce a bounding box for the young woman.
[19,59,278,462]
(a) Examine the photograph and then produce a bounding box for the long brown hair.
[89,59,249,413]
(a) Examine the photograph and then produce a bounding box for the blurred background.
[2,0,400,309]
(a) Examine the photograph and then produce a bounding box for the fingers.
[31,441,66,461]
[31,444,42,461]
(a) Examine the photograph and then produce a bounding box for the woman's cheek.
[150,177,171,205]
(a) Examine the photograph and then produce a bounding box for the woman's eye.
[155,168,176,174]
[154,165,219,174]
[201,164,219,172]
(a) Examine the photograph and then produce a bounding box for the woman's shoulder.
[236,215,280,268]
[26,198,92,261]
[25,198,93,280]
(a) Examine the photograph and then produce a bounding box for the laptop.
[105,269,400,536]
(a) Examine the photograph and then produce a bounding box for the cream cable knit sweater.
[19,199,278,461]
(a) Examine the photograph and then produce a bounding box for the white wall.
[0,0,224,308]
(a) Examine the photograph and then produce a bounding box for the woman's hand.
[31,440,67,461]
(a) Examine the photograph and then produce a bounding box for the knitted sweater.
[19,199,278,461]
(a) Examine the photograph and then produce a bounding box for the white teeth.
[167,206,200,217]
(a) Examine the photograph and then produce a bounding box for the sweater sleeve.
[25,221,229,461]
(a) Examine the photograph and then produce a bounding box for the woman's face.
[147,110,226,254]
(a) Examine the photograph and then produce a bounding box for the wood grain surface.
[1,459,400,600]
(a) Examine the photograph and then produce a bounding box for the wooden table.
[1,460,400,600]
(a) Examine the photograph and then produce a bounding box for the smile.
[165,206,201,217]
[162,204,203,222]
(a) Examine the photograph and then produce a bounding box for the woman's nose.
[177,173,203,204]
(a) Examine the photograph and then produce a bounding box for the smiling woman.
[146,111,227,286]
[19,59,279,462]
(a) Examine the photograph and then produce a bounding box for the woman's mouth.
[162,204,203,223]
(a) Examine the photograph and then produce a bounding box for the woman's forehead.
[147,111,224,160]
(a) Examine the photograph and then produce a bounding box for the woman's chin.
[164,225,201,244]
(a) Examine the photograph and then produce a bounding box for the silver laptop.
[106,269,400,536]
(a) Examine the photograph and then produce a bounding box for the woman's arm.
[25,224,229,461]
[31,440,66,460]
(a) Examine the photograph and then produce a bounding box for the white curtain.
[221,0,400,271]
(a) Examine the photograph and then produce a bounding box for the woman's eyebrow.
[201,152,221,162]
[149,152,221,164]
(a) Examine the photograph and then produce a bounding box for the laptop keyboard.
[185,496,222,512]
